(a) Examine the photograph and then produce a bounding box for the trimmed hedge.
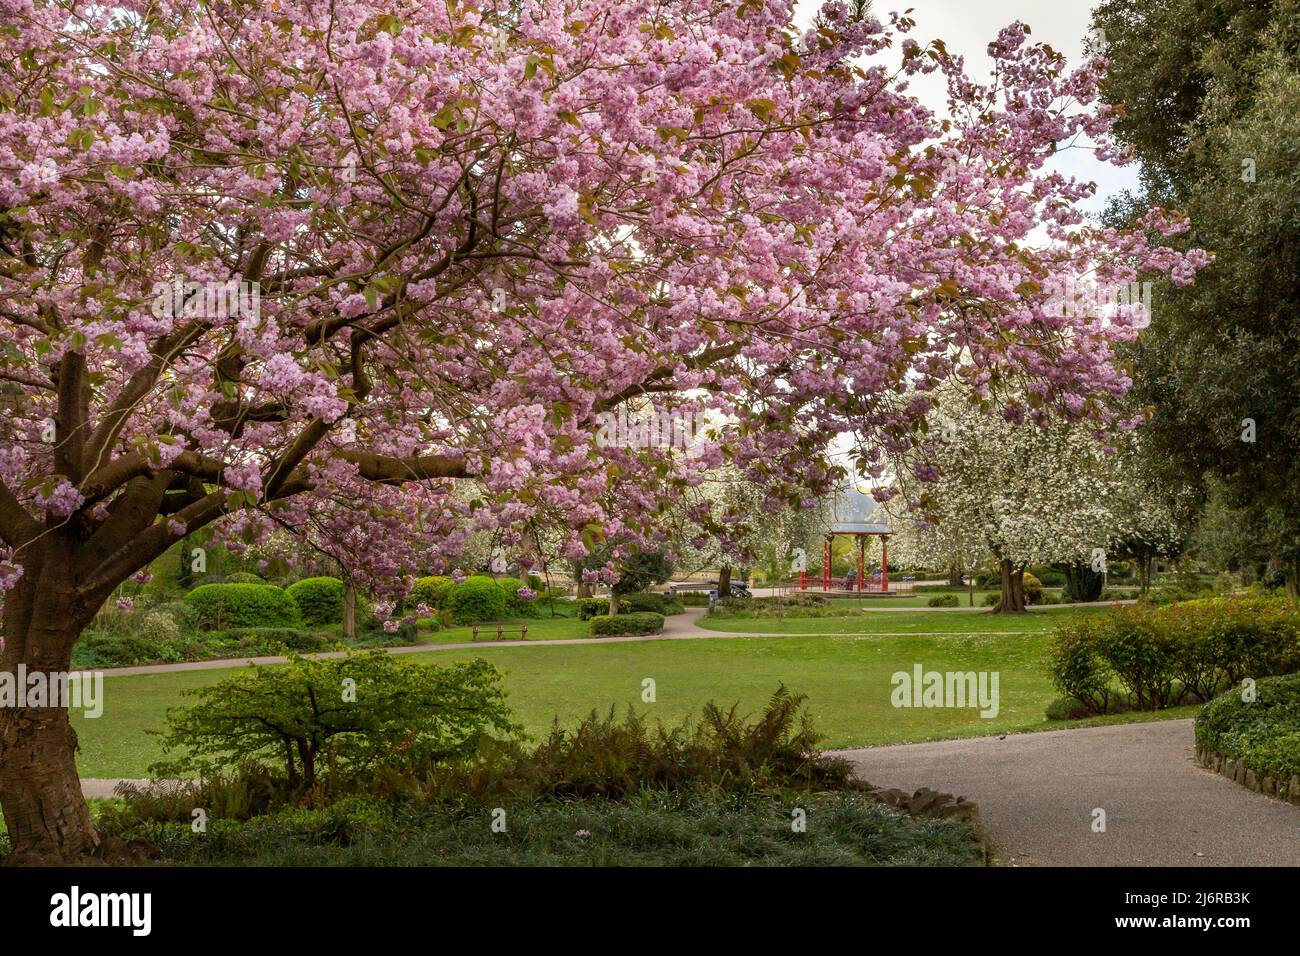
[1196,673,1300,781]
[621,592,668,614]
[409,575,456,610]
[286,577,346,627]
[184,583,302,631]
[446,576,508,624]
[225,571,266,584]
[1049,596,1300,715]
[576,598,610,620]
[588,612,665,637]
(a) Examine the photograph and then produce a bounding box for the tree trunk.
[947,563,963,588]
[607,590,620,615]
[718,564,731,598]
[992,558,1027,614]
[1139,555,1153,595]
[1287,559,1299,601]
[342,582,357,638]
[576,581,591,599]
[0,703,100,864]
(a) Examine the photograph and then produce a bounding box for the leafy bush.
[588,612,664,636]
[184,583,302,631]
[621,591,668,614]
[140,609,182,643]
[286,577,347,627]
[1022,572,1043,605]
[74,633,184,667]
[446,576,508,624]
[1047,597,1300,715]
[575,597,610,620]
[408,575,456,610]
[226,571,267,584]
[151,651,521,793]
[154,600,201,631]
[676,592,712,607]
[226,627,328,652]
[663,600,687,616]
[981,592,1000,607]
[1196,673,1300,781]
[1044,696,1093,721]
[494,577,534,615]
[928,594,960,607]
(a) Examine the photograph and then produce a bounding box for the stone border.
[1197,746,1300,805]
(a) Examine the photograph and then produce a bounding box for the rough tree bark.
[992,557,1027,614]
[343,582,357,639]
[717,564,731,598]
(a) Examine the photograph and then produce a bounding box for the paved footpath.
[834,720,1300,867]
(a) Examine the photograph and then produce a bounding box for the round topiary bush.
[183,583,303,631]
[225,571,267,584]
[286,576,347,627]
[408,575,456,609]
[1023,572,1043,605]
[447,575,508,624]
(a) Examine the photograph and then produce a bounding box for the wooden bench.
[471,623,528,642]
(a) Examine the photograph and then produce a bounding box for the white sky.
[793,0,1138,212]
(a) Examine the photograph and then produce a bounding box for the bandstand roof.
[829,482,892,536]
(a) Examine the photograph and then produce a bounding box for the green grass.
[72,606,1171,779]
[415,614,589,644]
[695,604,1112,635]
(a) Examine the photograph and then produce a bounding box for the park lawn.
[72,613,1173,779]
[414,614,590,644]
[695,604,1113,635]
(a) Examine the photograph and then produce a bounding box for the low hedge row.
[1195,673,1300,782]
[184,583,302,631]
[1049,596,1300,714]
[588,612,665,637]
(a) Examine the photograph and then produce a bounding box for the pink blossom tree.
[0,0,1204,861]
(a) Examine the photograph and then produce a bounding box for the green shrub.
[621,591,668,614]
[1047,597,1300,716]
[226,571,267,584]
[184,583,302,631]
[1044,696,1093,721]
[226,627,328,652]
[75,633,183,667]
[154,600,201,631]
[1022,572,1043,605]
[286,577,347,627]
[150,651,521,793]
[981,592,1000,607]
[927,594,960,607]
[494,577,536,615]
[576,597,610,620]
[446,576,508,624]
[663,600,687,616]
[408,575,456,610]
[588,612,664,637]
[1195,673,1300,781]
[140,609,182,643]
[676,592,712,607]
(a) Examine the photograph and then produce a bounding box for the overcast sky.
[792,0,1138,212]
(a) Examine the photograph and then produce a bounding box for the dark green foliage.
[408,575,456,609]
[620,592,667,614]
[575,598,610,620]
[225,571,266,584]
[1061,562,1104,603]
[1196,673,1300,780]
[286,577,346,627]
[1048,596,1300,715]
[183,583,303,630]
[928,594,960,607]
[588,612,664,636]
[150,651,521,793]
[446,575,508,624]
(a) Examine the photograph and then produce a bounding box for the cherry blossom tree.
[883,388,1188,612]
[0,0,1205,861]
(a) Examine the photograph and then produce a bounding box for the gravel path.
[833,719,1300,867]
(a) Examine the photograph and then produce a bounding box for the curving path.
[833,719,1300,867]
